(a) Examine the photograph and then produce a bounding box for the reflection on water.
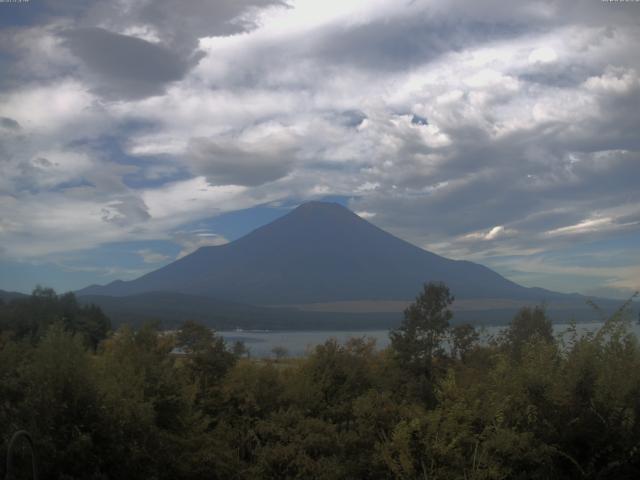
[219,322,640,358]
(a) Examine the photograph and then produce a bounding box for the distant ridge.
[77,202,585,306]
[0,289,28,302]
[77,291,398,330]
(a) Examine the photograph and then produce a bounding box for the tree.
[232,340,249,358]
[390,282,454,381]
[176,320,215,353]
[176,320,237,400]
[20,322,103,478]
[504,306,553,358]
[450,323,479,361]
[0,287,110,348]
[271,346,288,362]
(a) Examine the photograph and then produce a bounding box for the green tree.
[94,323,209,479]
[176,320,237,404]
[504,306,553,358]
[177,320,215,353]
[450,323,479,362]
[271,346,289,362]
[296,337,378,420]
[390,282,454,380]
[19,322,104,478]
[0,287,110,349]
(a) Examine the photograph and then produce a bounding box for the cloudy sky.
[0,0,639,298]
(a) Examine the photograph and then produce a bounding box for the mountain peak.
[291,201,353,215]
[295,200,344,208]
[268,201,362,229]
[76,199,555,305]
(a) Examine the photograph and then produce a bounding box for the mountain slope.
[78,292,398,330]
[78,202,580,305]
[0,289,28,303]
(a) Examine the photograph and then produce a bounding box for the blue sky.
[0,0,639,298]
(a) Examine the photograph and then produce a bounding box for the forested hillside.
[1,286,639,479]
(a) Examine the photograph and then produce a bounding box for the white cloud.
[356,211,376,219]
[461,225,515,242]
[0,80,100,137]
[141,177,248,223]
[584,67,639,95]
[546,217,613,237]
[173,232,229,259]
[528,47,557,64]
[137,249,170,264]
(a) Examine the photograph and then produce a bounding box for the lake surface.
[219,322,640,358]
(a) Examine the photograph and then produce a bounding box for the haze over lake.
[219,322,640,357]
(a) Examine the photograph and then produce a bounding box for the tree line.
[1,283,639,479]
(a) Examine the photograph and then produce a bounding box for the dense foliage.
[1,285,639,479]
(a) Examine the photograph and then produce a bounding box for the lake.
[218,321,640,358]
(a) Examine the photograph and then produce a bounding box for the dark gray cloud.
[55,0,292,72]
[127,0,288,51]
[189,136,295,186]
[22,0,288,48]
[312,17,529,72]
[62,27,191,99]
[0,117,20,130]
[196,14,530,89]
[0,0,288,93]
